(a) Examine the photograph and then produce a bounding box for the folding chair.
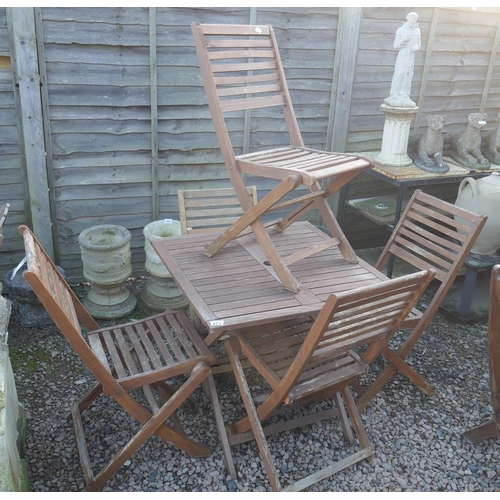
[224,269,435,491]
[355,190,487,410]
[19,225,235,491]
[0,203,9,248]
[462,264,500,444]
[178,186,257,235]
[191,23,374,293]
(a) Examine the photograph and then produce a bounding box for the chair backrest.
[375,189,487,337]
[489,264,500,434]
[18,225,113,383]
[376,189,486,282]
[178,186,258,234]
[273,269,435,401]
[0,203,9,248]
[191,23,304,166]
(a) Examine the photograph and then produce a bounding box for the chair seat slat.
[124,325,153,373]
[102,330,127,379]
[146,318,175,365]
[135,322,163,370]
[88,334,111,373]
[157,315,187,362]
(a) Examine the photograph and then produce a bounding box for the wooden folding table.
[152,221,389,346]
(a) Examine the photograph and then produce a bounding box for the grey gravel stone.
[6,280,500,491]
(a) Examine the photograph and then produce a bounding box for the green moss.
[9,346,53,375]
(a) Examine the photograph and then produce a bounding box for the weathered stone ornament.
[384,11,421,109]
[409,114,450,174]
[481,111,500,165]
[141,219,188,311]
[375,12,420,167]
[445,113,490,169]
[79,224,137,319]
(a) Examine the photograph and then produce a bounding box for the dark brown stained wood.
[222,268,434,490]
[18,225,235,491]
[462,265,500,444]
[356,190,488,408]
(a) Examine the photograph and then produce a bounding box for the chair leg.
[462,419,499,444]
[226,338,282,491]
[203,374,237,480]
[357,345,436,412]
[83,362,212,491]
[341,386,373,455]
[334,392,354,445]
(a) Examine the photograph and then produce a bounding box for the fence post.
[7,7,54,259]
[326,7,362,217]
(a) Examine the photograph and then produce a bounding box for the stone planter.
[78,224,137,319]
[141,219,188,311]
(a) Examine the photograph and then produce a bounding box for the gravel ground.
[5,278,500,492]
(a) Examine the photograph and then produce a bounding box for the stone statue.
[409,114,450,174]
[384,12,421,108]
[444,113,490,169]
[482,111,500,164]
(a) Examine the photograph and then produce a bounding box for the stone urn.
[78,224,137,319]
[141,219,188,311]
[455,172,500,255]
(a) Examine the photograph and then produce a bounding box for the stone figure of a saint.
[384,12,421,108]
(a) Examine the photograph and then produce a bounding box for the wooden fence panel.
[2,6,500,281]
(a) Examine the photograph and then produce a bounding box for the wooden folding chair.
[178,186,257,235]
[191,23,374,293]
[462,264,500,444]
[0,203,9,248]
[355,190,487,410]
[19,225,235,491]
[224,269,435,491]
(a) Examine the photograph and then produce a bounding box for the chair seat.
[237,146,373,187]
[87,310,217,390]
[238,317,370,403]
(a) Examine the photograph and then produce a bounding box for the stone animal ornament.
[446,113,490,169]
[412,114,449,173]
[482,111,500,164]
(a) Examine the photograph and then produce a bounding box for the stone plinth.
[375,103,418,167]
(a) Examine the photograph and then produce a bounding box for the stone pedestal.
[375,103,418,167]
[79,224,137,319]
[141,219,188,311]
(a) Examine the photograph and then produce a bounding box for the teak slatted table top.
[152,221,389,346]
